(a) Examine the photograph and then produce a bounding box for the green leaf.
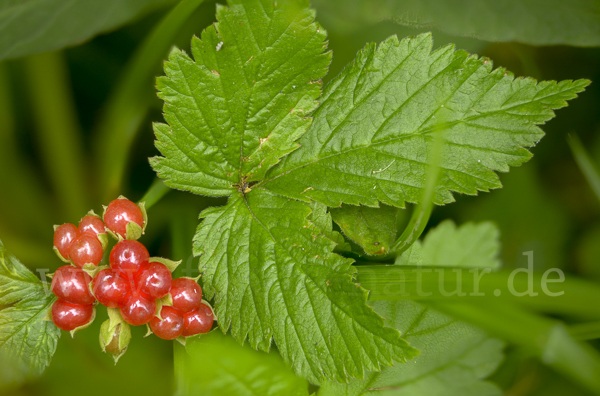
[312,0,600,47]
[0,240,60,384]
[0,0,172,61]
[307,201,352,253]
[330,204,398,255]
[176,331,309,395]
[0,240,43,305]
[396,220,501,269]
[193,189,417,383]
[263,33,589,208]
[318,300,504,396]
[151,0,331,196]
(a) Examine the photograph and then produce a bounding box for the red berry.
[150,306,184,340]
[120,292,156,326]
[51,266,95,305]
[171,278,202,313]
[138,262,172,299]
[53,223,78,260]
[69,234,103,267]
[104,198,144,238]
[79,215,106,240]
[51,299,94,331]
[182,304,214,336]
[93,269,129,308]
[109,240,149,275]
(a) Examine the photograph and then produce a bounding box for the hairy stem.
[139,178,171,210]
[390,126,444,253]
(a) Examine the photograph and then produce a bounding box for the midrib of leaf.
[242,195,383,377]
[263,79,579,188]
[0,295,54,352]
[174,55,237,173]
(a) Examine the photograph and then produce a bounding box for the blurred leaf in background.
[175,331,309,396]
[0,0,175,61]
[312,0,600,46]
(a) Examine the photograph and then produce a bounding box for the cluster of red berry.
[49,197,214,356]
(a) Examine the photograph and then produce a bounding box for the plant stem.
[570,321,600,341]
[356,265,600,320]
[390,125,444,253]
[568,133,600,203]
[95,0,205,202]
[24,51,88,221]
[139,178,171,210]
[429,300,600,394]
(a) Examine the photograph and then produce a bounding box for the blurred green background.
[1,0,599,395]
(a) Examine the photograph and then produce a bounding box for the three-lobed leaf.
[151,0,331,196]
[193,189,417,383]
[0,240,59,384]
[152,0,588,388]
[263,33,589,208]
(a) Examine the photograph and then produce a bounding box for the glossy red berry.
[104,198,144,238]
[109,240,149,275]
[120,292,156,326]
[150,306,184,340]
[182,304,214,337]
[69,234,103,267]
[79,215,106,240]
[93,269,129,308]
[171,278,202,313]
[51,266,95,305]
[51,299,94,331]
[138,262,172,299]
[53,223,79,260]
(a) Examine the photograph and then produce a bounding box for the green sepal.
[200,299,217,322]
[70,306,96,337]
[155,293,173,320]
[149,257,182,273]
[125,221,143,241]
[144,324,153,338]
[175,336,186,347]
[104,224,121,242]
[81,263,103,278]
[99,311,131,364]
[97,232,109,251]
[52,245,72,264]
[138,200,148,234]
